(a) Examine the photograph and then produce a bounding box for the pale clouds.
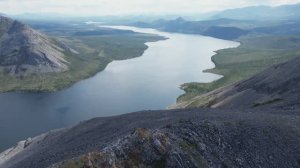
[0,0,299,15]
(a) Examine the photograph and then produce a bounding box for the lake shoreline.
[0,34,166,94]
[168,41,240,109]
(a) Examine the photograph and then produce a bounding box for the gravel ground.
[1,108,300,168]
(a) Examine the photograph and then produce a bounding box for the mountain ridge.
[213,3,300,20]
[0,16,69,75]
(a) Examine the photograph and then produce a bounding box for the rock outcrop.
[0,16,69,75]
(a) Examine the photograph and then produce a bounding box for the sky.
[0,0,300,16]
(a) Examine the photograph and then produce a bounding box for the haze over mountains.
[130,3,300,40]
[213,3,300,20]
[132,18,252,40]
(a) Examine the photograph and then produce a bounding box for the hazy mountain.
[132,18,251,40]
[11,13,211,24]
[0,16,69,75]
[213,3,300,20]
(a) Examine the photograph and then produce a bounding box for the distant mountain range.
[213,3,300,21]
[131,3,300,40]
[132,18,251,40]
[0,16,69,75]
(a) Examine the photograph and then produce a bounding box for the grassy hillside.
[0,33,165,92]
[177,35,300,105]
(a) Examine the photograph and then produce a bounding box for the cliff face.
[0,16,68,75]
[1,109,300,168]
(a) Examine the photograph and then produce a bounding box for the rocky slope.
[0,16,68,75]
[172,55,300,109]
[0,108,300,168]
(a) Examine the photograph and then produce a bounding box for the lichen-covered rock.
[52,128,171,168]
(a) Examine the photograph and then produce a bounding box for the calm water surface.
[0,26,239,151]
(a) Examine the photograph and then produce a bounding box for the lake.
[0,26,239,151]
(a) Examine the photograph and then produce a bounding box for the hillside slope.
[174,55,300,109]
[0,16,69,75]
